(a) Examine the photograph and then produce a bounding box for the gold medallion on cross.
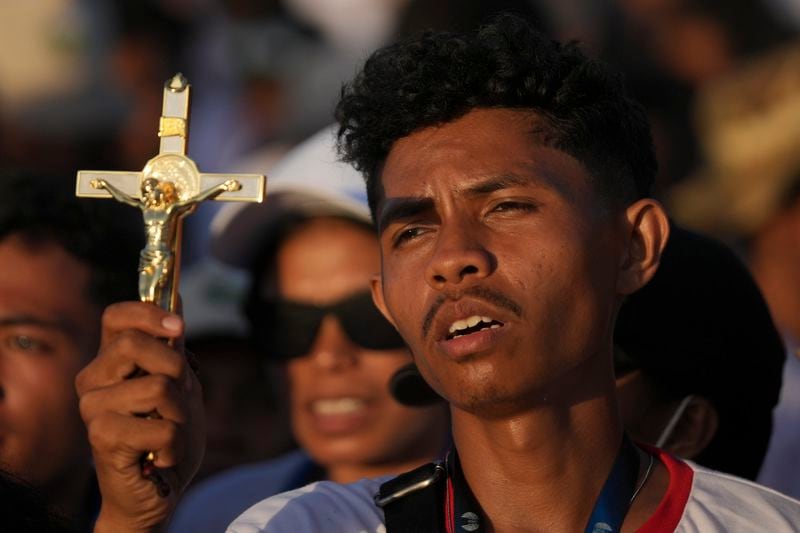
[76,73,265,312]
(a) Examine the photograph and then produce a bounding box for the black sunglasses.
[247,291,406,360]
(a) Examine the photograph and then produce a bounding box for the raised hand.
[76,302,205,532]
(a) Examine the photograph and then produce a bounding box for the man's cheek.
[398,302,424,344]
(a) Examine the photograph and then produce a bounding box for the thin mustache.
[421,286,523,339]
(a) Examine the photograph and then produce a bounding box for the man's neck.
[451,382,625,533]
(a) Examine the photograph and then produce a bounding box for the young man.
[79,16,800,532]
[228,16,800,531]
[0,172,141,531]
[168,127,449,532]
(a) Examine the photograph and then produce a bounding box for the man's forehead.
[0,296,90,346]
[0,312,74,334]
[385,110,543,166]
[377,144,590,217]
[0,306,98,362]
[379,110,576,180]
[0,237,100,337]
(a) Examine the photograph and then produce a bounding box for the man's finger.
[87,413,185,470]
[79,374,187,425]
[100,301,183,346]
[76,330,188,394]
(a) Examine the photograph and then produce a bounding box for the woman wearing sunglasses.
[168,127,450,532]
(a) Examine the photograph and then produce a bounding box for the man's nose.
[425,221,494,290]
[306,315,359,370]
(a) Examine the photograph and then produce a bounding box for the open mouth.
[311,397,367,416]
[446,315,504,340]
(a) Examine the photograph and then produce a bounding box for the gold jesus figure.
[90,177,242,308]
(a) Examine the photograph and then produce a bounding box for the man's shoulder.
[227,477,390,533]
[683,462,800,531]
[168,450,316,533]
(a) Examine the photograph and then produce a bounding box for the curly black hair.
[336,14,657,217]
[0,171,143,308]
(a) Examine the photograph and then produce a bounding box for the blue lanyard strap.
[445,436,641,533]
[585,436,641,533]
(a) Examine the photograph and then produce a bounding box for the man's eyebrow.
[377,197,435,234]
[0,315,72,333]
[461,173,534,196]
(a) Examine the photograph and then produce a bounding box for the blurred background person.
[668,41,800,497]
[614,224,786,481]
[168,127,450,532]
[599,0,798,194]
[0,172,141,531]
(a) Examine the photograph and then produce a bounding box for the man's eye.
[5,335,44,352]
[491,201,537,213]
[393,227,426,247]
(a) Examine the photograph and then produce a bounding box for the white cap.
[210,124,371,269]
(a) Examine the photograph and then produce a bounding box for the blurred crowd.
[2,0,800,250]
[2,0,800,249]
[1,0,800,531]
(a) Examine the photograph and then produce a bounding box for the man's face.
[273,218,445,470]
[373,108,626,416]
[0,236,100,489]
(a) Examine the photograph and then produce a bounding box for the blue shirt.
[168,450,320,533]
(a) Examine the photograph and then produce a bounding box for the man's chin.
[446,383,516,416]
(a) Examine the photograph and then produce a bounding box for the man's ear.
[662,396,719,460]
[617,199,670,295]
[370,274,398,329]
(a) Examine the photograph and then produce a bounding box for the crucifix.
[76,73,265,312]
[76,74,265,496]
